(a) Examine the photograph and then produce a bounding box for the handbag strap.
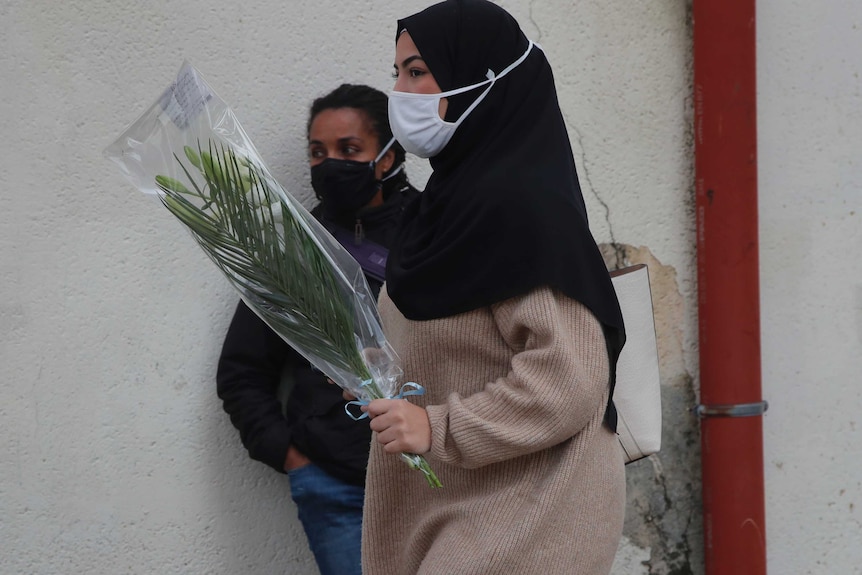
[324,222,389,283]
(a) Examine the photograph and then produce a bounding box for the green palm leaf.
[107,60,441,486]
[157,142,371,382]
[154,140,441,488]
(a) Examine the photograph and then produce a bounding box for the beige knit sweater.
[362,286,625,575]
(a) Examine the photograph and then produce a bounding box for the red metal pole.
[693,0,767,573]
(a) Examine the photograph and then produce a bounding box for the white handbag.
[610,264,662,464]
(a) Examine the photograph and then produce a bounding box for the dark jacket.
[216,183,418,486]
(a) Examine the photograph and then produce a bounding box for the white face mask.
[389,40,536,158]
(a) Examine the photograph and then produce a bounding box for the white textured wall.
[758,1,862,573]
[3,0,856,573]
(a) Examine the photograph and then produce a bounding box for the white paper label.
[158,62,212,129]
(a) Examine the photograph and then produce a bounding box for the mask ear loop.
[381,164,404,182]
[374,136,405,182]
[437,40,537,128]
[374,136,396,163]
[444,70,496,128]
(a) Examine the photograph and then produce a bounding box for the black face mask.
[310,137,399,218]
[311,158,380,216]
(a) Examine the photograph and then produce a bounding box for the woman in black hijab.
[360,1,627,573]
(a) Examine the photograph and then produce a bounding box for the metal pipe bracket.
[694,401,769,418]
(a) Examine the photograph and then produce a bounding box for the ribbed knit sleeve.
[424,287,609,469]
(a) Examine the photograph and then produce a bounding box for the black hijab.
[385,0,626,428]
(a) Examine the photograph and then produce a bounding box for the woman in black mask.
[216,84,418,575]
[358,1,627,574]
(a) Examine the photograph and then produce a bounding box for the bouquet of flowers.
[104,61,441,487]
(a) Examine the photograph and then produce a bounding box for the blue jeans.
[287,463,364,575]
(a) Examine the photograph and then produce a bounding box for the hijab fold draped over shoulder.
[385,0,626,429]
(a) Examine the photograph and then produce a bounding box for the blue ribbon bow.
[344,381,426,421]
